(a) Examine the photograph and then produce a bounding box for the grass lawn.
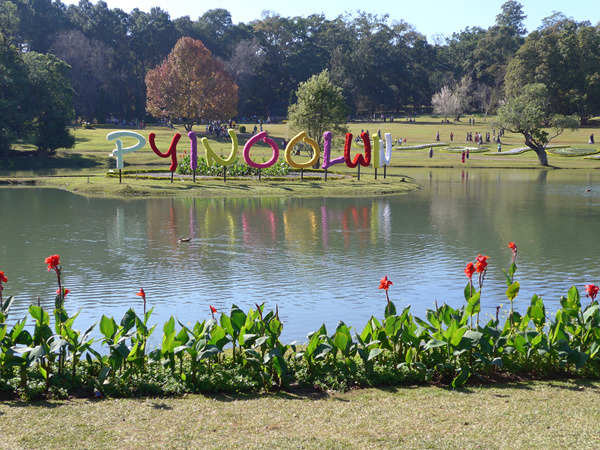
[4,116,600,177]
[1,380,599,448]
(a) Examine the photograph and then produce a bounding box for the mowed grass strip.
[6,116,600,177]
[1,380,599,449]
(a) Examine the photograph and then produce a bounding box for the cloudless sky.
[62,0,600,41]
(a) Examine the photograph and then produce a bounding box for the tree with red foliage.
[145,37,238,131]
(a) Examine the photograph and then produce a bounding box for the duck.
[178,237,191,243]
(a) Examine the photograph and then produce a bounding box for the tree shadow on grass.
[151,402,173,410]
[205,387,332,403]
[6,400,66,409]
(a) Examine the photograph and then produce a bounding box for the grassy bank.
[0,172,418,198]
[1,380,598,448]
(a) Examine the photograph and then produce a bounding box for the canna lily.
[136,288,147,314]
[0,271,5,303]
[210,305,217,319]
[379,275,394,316]
[45,255,64,307]
[56,288,70,297]
[45,254,60,272]
[464,262,476,279]
[379,275,393,291]
[586,284,599,301]
[475,255,489,273]
[508,242,518,263]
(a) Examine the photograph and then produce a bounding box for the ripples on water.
[2,168,600,343]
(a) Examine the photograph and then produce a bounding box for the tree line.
[0,0,599,156]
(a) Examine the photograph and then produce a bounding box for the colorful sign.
[107,129,393,173]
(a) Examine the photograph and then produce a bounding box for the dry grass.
[1,380,599,449]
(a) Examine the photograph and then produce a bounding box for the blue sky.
[63,0,599,41]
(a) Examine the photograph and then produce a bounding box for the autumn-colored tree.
[145,37,238,131]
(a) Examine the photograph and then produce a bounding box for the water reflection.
[1,168,600,342]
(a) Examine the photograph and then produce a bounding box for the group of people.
[205,120,230,139]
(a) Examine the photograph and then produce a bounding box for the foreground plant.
[379,275,394,317]
[3,245,600,399]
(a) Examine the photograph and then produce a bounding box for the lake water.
[2,168,600,343]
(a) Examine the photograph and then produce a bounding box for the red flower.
[475,255,489,273]
[56,288,70,297]
[210,305,217,314]
[464,262,476,279]
[0,271,7,283]
[45,255,60,271]
[136,288,146,301]
[508,242,517,251]
[379,275,393,291]
[586,284,599,301]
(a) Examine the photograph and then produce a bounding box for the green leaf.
[464,283,475,302]
[312,343,332,360]
[385,316,403,339]
[99,366,111,384]
[120,309,137,331]
[333,331,350,354]
[230,305,247,332]
[424,338,446,350]
[451,327,468,347]
[99,316,116,339]
[465,292,481,317]
[583,304,599,323]
[163,316,175,337]
[506,281,520,301]
[367,348,384,361]
[451,366,471,388]
[384,300,397,318]
[405,347,414,365]
[509,262,517,278]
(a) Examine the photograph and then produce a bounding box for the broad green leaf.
[230,305,247,331]
[99,366,111,384]
[99,316,116,339]
[451,366,471,388]
[334,331,350,354]
[451,326,468,347]
[464,283,475,302]
[163,316,175,337]
[424,338,446,350]
[312,343,332,360]
[367,348,384,361]
[583,304,599,323]
[506,282,520,301]
[465,292,481,317]
[384,300,397,318]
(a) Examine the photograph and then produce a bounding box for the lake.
[1,167,600,343]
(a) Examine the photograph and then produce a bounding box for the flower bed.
[484,147,533,155]
[547,147,599,157]
[440,146,490,153]
[1,245,600,401]
[394,143,448,150]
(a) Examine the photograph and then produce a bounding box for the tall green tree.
[22,51,75,155]
[504,18,600,123]
[495,0,527,36]
[287,70,349,167]
[0,43,29,156]
[495,83,578,166]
